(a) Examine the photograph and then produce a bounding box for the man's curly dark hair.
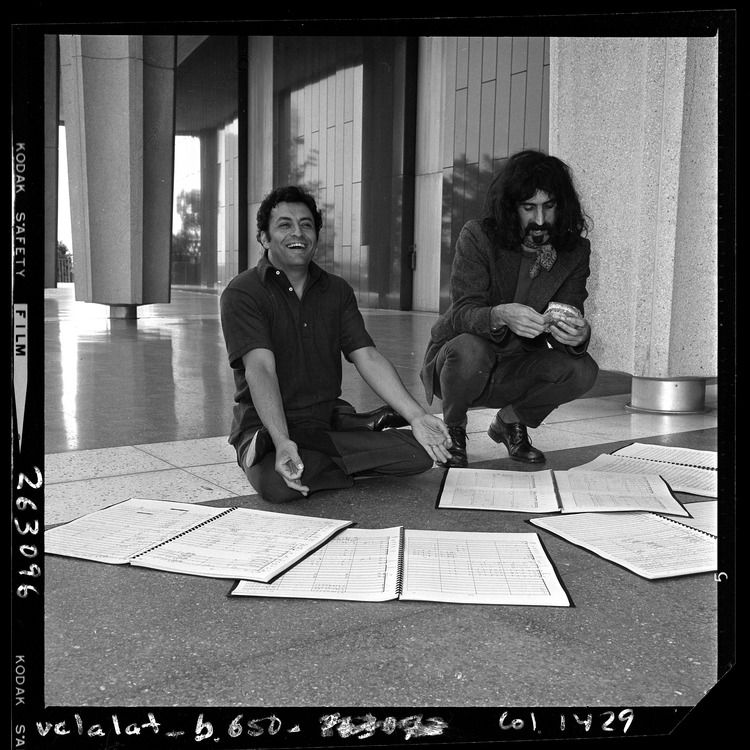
[256,185,323,244]
[481,149,590,253]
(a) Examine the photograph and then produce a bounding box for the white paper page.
[130,507,351,581]
[438,468,559,512]
[672,502,717,536]
[615,442,718,470]
[569,454,717,498]
[232,527,402,601]
[44,498,227,564]
[554,471,689,516]
[530,512,717,579]
[399,530,569,606]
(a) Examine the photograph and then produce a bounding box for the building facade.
[45,30,722,398]
[51,34,550,313]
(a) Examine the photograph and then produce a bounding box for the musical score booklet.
[437,467,691,517]
[529,507,718,579]
[568,442,717,497]
[44,497,352,582]
[232,526,571,607]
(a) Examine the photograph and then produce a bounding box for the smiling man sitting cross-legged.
[220,185,452,503]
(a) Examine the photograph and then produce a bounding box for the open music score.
[44,497,352,582]
[676,501,717,536]
[569,443,717,497]
[530,510,717,579]
[438,468,690,517]
[438,469,560,512]
[232,527,570,607]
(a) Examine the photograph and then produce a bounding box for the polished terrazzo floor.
[44,284,718,526]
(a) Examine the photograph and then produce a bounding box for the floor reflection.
[45,287,235,451]
[43,285,642,453]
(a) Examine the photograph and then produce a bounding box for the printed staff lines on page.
[233,529,571,606]
[567,477,655,492]
[530,511,716,579]
[569,444,718,497]
[45,498,353,581]
[155,514,342,562]
[616,442,717,469]
[269,536,392,594]
[451,488,544,508]
[586,526,711,556]
[404,538,552,596]
[438,469,560,512]
[439,468,690,516]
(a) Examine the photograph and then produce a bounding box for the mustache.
[525,223,553,233]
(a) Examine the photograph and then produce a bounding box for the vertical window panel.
[442,36,458,170]
[352,64,363,185]
[456,36,470,89]
[511,36,528,74]
[352,182,363,296]
[334,69,345,188]
[482,36,497,82]
[541,63,550,152]
[466,37,483,165]
[524,37,546,149]
[508,71,527,156]
[334,183,344,278]
[172,36,238,290]
[493,37,513,160]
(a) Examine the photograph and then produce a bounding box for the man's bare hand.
[409,413,453,464]
[274,439,309,496]
[548,315,590,347]
[493,303,547,338]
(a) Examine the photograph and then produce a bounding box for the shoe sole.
[487,425,545,463]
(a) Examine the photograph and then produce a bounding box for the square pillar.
[550,37,718,395]
[59,35,176,310]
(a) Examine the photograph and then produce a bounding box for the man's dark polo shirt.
[220,253,374,447]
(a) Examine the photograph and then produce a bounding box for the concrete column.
[44,34,59,289]
[246,36,274,273]
[58,35,176,314]
[550,36,718,411]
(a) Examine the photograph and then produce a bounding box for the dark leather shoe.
[331,405,409,432]
[487,417,545,463]
[438,425,468,468]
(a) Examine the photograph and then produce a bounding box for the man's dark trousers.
[433,332,599,427]
[242,425,433,503]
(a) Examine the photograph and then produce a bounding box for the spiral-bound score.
[232,527,571,607]
[44,497,352,582]
[569,443,718,497]
[530,510,717,579]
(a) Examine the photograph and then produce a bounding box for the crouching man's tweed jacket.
[420,219,593,404]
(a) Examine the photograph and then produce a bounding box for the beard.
[523,223,555,246]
